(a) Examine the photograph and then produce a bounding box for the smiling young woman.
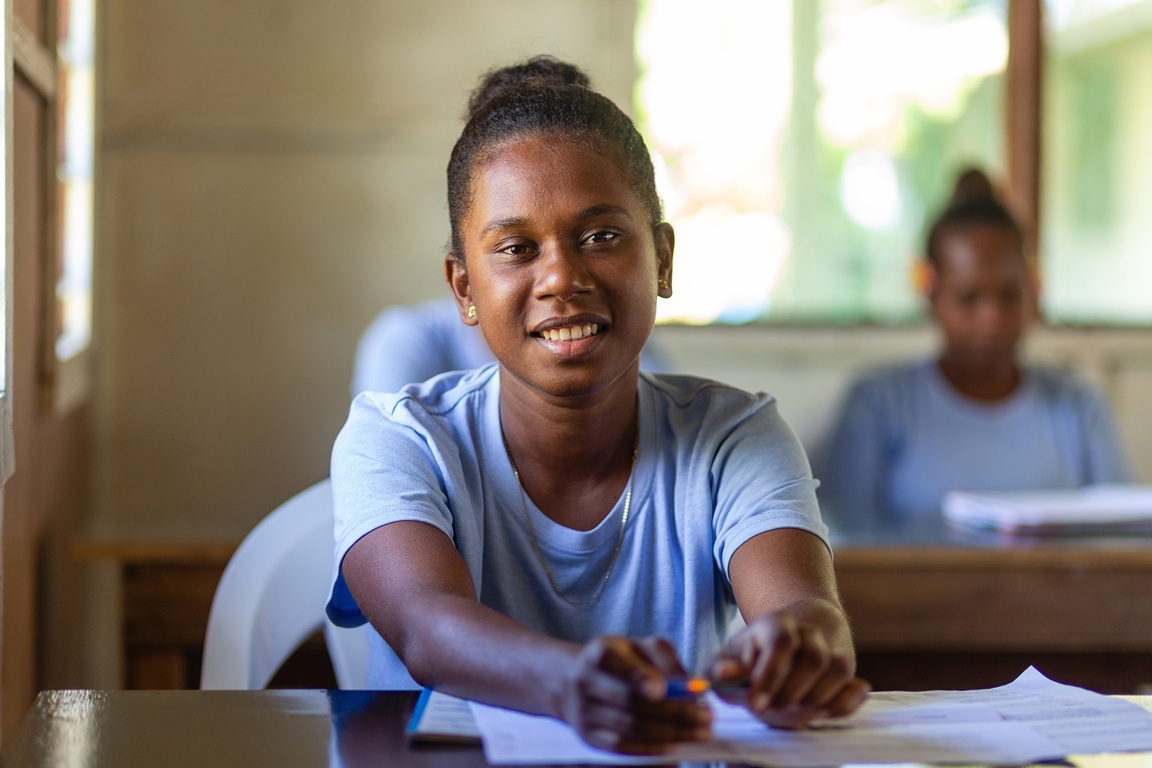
[450,133,671,409]
[326,57,867,755]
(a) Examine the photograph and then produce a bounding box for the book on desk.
[406,687,481,744]
[943,484,1152,535]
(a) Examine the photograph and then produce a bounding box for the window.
[1041,0,1152,324]
[55,0,95,361]
[48,0,95,411]
[639,0,1008,325]
[8,0,94,415]
[639,0,1149,327]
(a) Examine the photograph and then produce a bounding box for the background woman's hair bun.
[466,55,592,120]
[924,165,1025,265]
[950,167,998,207]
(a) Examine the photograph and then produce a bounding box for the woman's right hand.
[556,635,713,755]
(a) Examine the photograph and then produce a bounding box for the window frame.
[11,3,90,417]
[2,0,13,482]
[639,0,1047,327]
[1006,0,1043,258]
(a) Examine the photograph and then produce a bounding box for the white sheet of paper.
[469,667,1152,766]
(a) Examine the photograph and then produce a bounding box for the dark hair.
[447,61,663,262]
[925,167,1024,267]
[465,55,592,121]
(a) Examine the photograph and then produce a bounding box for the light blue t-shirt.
[817,360,1132,531]
[328,365,827,687]
[352,297,670,396]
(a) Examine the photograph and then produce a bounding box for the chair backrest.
[200,478,370,689]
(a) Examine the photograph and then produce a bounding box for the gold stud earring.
[467,305,476,319]
[658,279,669,291]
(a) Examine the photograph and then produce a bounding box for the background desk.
[71,540,236,689]
[70,540,335,690]
[835,529,1152,693]
[4,689,1152,768]
[74,531,1152,693]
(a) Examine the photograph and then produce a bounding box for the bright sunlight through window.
[637,0,1007,325]
[55,0,95,360]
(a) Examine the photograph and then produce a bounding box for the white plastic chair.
[200,478,370,689]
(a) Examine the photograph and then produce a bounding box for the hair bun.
[466,55,592,120]
[950,167,998,207]
[925,165,1024,265]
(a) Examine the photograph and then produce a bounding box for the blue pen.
[665,677,750,701]
[665,677,711,700]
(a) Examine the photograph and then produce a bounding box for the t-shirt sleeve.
[1075,384,1134,484]
[326,392,457,627]
[816,380,889,532]
[711,395,829,578]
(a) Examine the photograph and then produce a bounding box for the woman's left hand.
[708,611,869,729]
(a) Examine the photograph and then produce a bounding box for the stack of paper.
[458,668,1152,766]
[942,484,1152,534]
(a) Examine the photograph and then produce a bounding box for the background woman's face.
[452,133,672,401]
[930,224,1035,366]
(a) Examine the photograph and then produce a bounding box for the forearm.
[343,521,711,751]
[342,521,580,718]
[385,589,581,718]
[730,528,854,655]
[728,527,858,667]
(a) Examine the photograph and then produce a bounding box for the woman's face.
[930,224,1036,366]
[447,133,673,401]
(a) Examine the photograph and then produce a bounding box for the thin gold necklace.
[501,428,638,607]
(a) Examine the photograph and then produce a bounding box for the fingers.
[794,653,854,709]
[818,676,871,718]
[710,614,869,728]
[635,636,690,677]
[631,636,690,699]
[580,636,671,702]
[566,626,868,752]
[580,699,712,755]
[711,613,804,708]
[565,636,712,754]
[757,674,870,730]
[772,624,831,707]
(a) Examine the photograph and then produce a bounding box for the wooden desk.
[71,540,236,689]
[3,689,1151,768]
[70,539,336,690]
[834,528,1152,693]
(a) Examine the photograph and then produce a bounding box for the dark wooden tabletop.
[0,689,494,768]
